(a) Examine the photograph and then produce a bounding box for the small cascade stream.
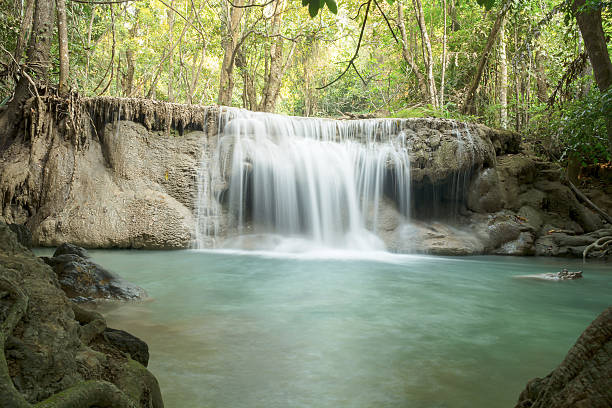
[195,109,478,251]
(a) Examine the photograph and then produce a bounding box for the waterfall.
[195,109,412,251]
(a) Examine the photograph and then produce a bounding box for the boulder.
[515,306,612,408]
[42,244,146,302]
[518,206,544,231]
[104,328,150,367]
[53,242,90,258]
[467,168,504,213]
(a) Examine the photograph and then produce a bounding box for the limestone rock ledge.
[0,222,163,407]
[515,306,612,408]
[0,116,205,248]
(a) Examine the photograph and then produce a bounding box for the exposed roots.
[70,303,107,345]
[583,236,612,261]
[0,276,30,408]
[0,277,139,408]
[34,380,137,408]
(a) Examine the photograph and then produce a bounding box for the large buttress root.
[0,277,30,408]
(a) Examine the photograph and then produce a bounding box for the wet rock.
[53,242,90,258]
[515,306,612,408]
[42,244,146,301]
[495,232,536,256]
[393,221,485,255]
[517,269,583,281]
[104,328,150,367]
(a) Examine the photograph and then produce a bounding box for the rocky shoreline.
[0,221,163,407]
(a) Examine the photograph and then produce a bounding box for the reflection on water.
[61,249,610,408]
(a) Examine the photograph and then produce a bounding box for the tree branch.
[317,0,372,90]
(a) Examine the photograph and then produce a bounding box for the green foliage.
[302,0,338,17]
[539,87,612,166]
[391,106,475,122]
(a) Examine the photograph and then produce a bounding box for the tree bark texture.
[1,0,55,149]
[14,0,34,64]
[440,0,447,107]
[56,0,69,95]
[412,0,437,107]
[571,0,612,157]
[397,1,428,102]
[259,0,287,112]
[218,0,245,106]
[498,17,508,129]
[461,0,512,114]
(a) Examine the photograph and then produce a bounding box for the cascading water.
[195,109,411,251]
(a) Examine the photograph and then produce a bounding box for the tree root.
[567,179,612,225]
[0,277,31,408]
[34,380,137,408]
[583,236,612,261]
[70,304,107,345]
[0,277,140,408]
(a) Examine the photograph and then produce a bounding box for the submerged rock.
[515,306,612,408]
[42,243,147,301]
[516,269,583,281]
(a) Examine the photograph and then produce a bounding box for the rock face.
[0,221,163,407]
[0,104,208,248]
[42,243,147,302]
[0,97,608,257]
[515,306,612,408]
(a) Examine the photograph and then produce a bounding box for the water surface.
[45,249,611,408]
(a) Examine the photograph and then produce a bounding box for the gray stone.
[53,242,90,258]
[42,247,146,301]
[518,206,544,231]
[467,168,504,213]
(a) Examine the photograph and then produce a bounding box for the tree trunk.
[440,0,447,107]
[56,0,69,96]
[167,3,175,102]
[218,0,245,106]
[498,17,508,129]
[412,0,437,107]
[534,49,548,102]
[461,0,512,114]
[14,0,34,64]
[1,0,55,149]
[572,0,612,157]
[397,1,428,102]
[259,0,287,112]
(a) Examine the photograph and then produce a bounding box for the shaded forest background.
[0,0,611,167]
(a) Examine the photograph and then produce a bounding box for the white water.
[195,109,411,250]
